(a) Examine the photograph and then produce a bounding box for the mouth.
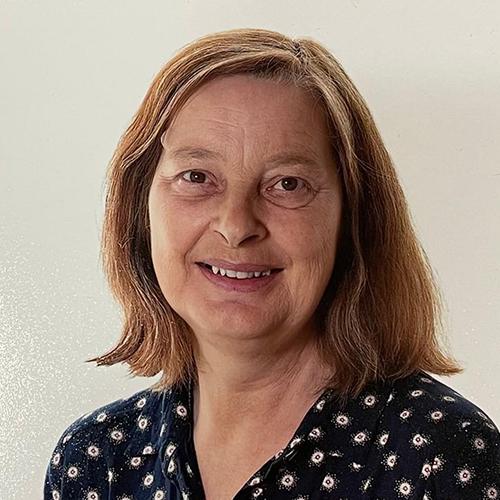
[196,262,283,275]
[195,261,283,292]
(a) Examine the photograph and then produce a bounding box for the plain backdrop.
[1,1,499,498]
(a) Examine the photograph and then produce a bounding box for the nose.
[211,189,267,248]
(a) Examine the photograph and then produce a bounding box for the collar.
[120,374,397,497]
[122,373,396,479]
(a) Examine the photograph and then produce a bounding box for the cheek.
[280,210,340,264]
[148,195,206,276]
[287,217,338,309]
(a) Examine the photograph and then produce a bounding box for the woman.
[44,28,499,499]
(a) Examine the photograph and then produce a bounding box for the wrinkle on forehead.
[162,75,334,169]
[164,116,325,158]
[169,76,326,128]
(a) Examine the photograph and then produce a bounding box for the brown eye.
[274,177,308,192]
[277,177,300,191]
[265,176,316,208]
[181,170,207,184]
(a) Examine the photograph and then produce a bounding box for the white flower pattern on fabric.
[44,371,500,499]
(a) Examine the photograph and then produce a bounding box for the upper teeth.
[209,265,272,278]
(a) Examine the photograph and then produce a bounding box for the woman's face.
[148,74,343,347]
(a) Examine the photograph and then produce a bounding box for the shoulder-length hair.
[87,27,463,403]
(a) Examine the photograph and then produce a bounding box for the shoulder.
[43,386,165,499]
[388,370,499,439]
[387,371,500,498]
[48,386,161,455]
[387,370,498,427]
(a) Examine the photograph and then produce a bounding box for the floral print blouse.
[44,370,500,499]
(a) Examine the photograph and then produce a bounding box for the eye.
[180,170,208,184]
[264,176,316,208]
[271,176,309,192]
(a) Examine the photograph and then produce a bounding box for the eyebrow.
[166,146,322,169]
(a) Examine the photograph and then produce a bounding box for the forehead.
[163,74,331,155]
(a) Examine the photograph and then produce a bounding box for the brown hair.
[86,27,463,403]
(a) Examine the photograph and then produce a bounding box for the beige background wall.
[1,1,499,498]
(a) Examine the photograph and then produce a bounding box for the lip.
[196,263,282,292]
[196,259,283,273]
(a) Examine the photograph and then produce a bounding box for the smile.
[196,263,283,292]
[201,263,277,279]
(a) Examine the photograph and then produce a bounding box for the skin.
[147,73,343,496]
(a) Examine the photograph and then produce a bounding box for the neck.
[191,328,332,444]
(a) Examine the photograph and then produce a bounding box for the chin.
[191,313,272,339]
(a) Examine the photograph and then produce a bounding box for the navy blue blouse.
[44,370,500,499]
